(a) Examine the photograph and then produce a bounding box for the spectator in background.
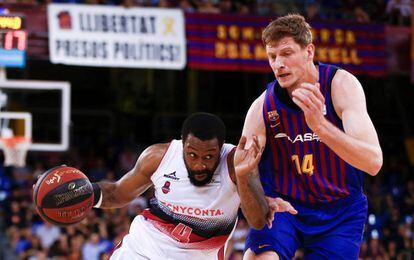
[218,0,233,13]
[403,180,414,215]
[82,233,107,260]
[198,0,220,14]
[118,147,138,174]
[89,157,109,182]
[228,218,249,260]
[48,233,69,258]
[367,238,388,259]
[304,2,324,21]
[353,6,371,23]
[179,0,196,12]
[34,222,61,249]
[386,0,412,26]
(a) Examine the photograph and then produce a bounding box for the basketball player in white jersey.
[91,112,296,260]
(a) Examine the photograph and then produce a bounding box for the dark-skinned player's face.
[183,134,221,186]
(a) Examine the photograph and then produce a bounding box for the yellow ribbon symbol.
[163,17,175,36]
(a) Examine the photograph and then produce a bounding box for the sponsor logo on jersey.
[161,201,224,217]
[209,174,221,184]
[267,110,280,128]
[162,181,171,194]
[258,244,271,249]
[163,171,180,181]
[274,132,320,143]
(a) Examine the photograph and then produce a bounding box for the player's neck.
[288,63,319,95]
[304,62,319,85]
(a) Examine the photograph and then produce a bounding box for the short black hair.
[181,112,226,147]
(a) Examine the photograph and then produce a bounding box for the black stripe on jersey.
[148,198,236,239]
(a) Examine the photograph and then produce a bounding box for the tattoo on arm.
[237,168,268,229]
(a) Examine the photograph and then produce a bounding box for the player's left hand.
[234,135,263,177]
[265,196,298,228]
[292,82,327,133]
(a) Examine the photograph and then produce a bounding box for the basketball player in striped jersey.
[234,14,383,259]
[91,112,296,260]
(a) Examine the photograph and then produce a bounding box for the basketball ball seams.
[33,165,94,226]
[33,165,63,209]
[37,167,86,196]
[38,200,93,226]
[40,178,93,208]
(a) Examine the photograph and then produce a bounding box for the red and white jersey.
[143,139,240,250]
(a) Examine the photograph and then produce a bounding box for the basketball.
[33,165,94,226]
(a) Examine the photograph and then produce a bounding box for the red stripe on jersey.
[218,246,225,260]
[319,142,339,197]
[310,136,332,202]
[299,115,317,203]
[142,210,229,250]
[279,109,296,198]
[268,93,289,195]
[291,115,305,202]
[263,102,280,191]
[339,159,350,195]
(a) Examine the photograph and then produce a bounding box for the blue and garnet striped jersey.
[259,62,364,204]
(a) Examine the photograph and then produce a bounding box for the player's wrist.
[312,117,330,136]
[235,170,250,181]
[92,183,103,208]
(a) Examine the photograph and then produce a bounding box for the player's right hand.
[234,135,263,177]
[265,196,298,228]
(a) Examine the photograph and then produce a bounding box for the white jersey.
[111,140,240,260]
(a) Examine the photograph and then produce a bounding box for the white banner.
[47,4,186,69]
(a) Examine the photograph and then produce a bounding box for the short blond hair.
[262,14,312,48]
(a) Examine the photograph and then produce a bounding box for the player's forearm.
[236,169,268,229]
[315,120,382,176]
[94,182,133,209]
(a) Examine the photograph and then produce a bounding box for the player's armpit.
[97,143,167,208]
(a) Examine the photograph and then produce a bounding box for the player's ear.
[306,43,315,61]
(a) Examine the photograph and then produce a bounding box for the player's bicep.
[341,108,379,146]
[332,71,380,146]
[242,92,266,148]
[115,144,166,201]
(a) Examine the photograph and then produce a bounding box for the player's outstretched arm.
[234,94,269,229]
[93,143,167,209]
[292,70,382,175]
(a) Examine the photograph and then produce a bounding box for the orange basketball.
[33,166,94,226]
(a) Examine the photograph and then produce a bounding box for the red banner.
[186,13,387,76]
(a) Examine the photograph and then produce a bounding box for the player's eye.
[188,152,196,158]
[204,155,213,160]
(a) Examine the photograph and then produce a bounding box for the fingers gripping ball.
[33,166,94,226]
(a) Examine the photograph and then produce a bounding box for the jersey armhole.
[151,140,175,182]
[329,67,343,122]
[227,148,237,185]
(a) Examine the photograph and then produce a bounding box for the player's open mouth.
[278,73,290,79]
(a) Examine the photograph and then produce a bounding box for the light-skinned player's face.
[183,134,221,186]
[266,36,314,90]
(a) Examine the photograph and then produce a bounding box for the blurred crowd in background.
[0,0,412,26]
[0,138,413,259]
[0,0,413,259]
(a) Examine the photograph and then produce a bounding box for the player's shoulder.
[250,90,267,110]
[139,143,171,165]
[331,68,359,88]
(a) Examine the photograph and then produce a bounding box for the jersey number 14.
[291,154,314,176]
